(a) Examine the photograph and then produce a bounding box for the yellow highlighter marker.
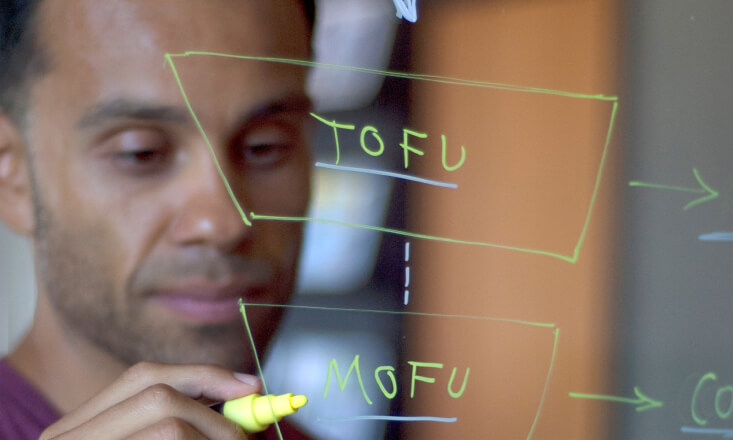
[220,393,308,434]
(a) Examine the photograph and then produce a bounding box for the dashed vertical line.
[404,241,411,305]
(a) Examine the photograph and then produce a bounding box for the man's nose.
[167,156,250,251]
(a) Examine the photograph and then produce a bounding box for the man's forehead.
[25,0,310,132]
[36,0,307,66]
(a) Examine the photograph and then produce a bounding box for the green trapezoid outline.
[238,301,559,440]
[165,53,619,263]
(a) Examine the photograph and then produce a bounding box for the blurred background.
[2,0,731,439]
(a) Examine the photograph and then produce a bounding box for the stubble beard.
[30,189,290,372]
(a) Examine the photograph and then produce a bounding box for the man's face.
[23,0,312,371]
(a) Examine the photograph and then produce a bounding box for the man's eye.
[237,124,299,168]
[105,130,173,174]
[242,143,290,167]
[114,149,169,166]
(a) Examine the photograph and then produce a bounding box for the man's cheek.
[269,224,304,270]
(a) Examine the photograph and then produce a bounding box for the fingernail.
[233,372,261,386]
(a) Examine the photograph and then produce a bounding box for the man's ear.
[0,112,35,236]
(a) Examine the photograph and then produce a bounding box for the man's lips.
[147,282,261,324]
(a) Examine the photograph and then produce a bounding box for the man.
[0,0,316,438]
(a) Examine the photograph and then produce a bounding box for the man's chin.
[91,303,284,371]
[93,318,255,371]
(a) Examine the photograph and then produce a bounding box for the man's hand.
[40,362,261,439]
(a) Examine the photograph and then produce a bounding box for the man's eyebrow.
[77,94,312,130]
[76,99,191,129]
[242,93,313,123]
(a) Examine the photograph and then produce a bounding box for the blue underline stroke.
[681,426,733,438]
[315,162,458,189]
[317,415,458,423]
[698,232,733,242]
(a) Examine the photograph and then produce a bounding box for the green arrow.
[629,168,719,210]
[568,387,663,412]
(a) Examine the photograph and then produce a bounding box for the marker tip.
[290,395,308,409]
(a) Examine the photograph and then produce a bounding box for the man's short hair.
[0,0,316,125]
[0,0,47,125]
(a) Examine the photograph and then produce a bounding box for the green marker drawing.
[568,387,663,412]
[240,300,559,440]
[165,52,619,263]
[629,168,719,211]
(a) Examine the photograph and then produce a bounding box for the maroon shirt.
[0,360,58,440]
[0,360,312,440]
